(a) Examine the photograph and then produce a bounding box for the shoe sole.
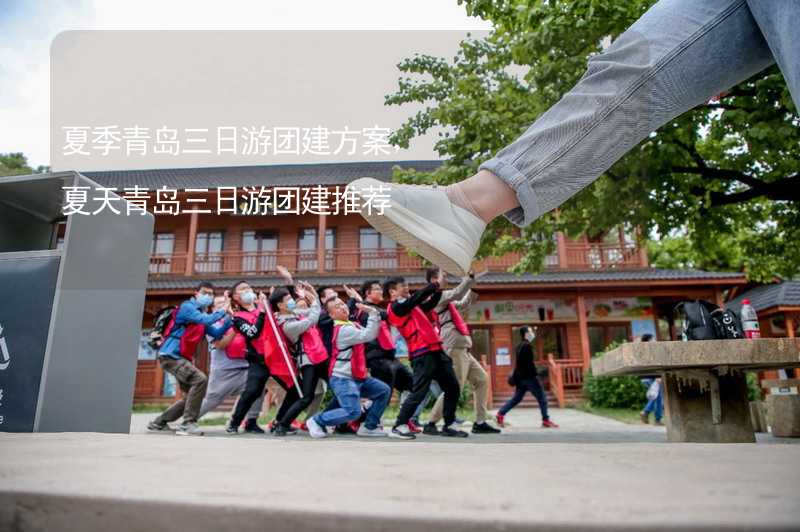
[351,178,471,276]
[388,433,416,440]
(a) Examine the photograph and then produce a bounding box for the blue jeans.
[498,377,549,421]
[315,376,390,430]
[411,380,442,423]
[643,394,664,422]
[480,0,798,227]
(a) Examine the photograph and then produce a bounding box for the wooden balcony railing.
[148,242,646,277]
[547,354,585,408]
[564,242,641,269]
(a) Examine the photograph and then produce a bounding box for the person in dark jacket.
[347,280,414,399]
[495,326,559,428]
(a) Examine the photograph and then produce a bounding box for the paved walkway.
[2,408,798,531]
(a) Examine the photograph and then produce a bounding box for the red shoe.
[407,420,423,434]
[291,420,304,431]
[298,421,308,432]
[495,413,505,428]
[347,420,361,433]
[542,419,559,428]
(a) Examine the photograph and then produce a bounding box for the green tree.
[387,0,799,282]
[0,153,49,177]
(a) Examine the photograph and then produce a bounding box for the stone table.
[591,338,800,443]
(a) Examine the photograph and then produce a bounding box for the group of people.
[147,265,556,439]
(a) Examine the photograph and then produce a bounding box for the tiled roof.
[727,281,800,313]
[147,268,745,292]
[82,160,442,189]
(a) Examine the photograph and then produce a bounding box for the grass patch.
[571,403,645,425]
[132,403,168,413]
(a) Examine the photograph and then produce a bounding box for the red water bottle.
[740,299,761,339]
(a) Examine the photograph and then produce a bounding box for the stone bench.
[591,338,800,443]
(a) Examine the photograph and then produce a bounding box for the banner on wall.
[584,297,653,320]
[468,299,577,324]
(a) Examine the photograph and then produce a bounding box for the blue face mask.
[196,294,213,308]
[286,299,297,312]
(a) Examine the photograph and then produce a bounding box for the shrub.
[583,341,647,410]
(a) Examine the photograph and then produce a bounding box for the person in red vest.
[196,294,265,432]
[385,276,467,438]
[270,282,328,436]
[147,281,230,436]
[345,280,415,425]
[423,267,501,435]
[306,297,401,439]
[225,280,298,434]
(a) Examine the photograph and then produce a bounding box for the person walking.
[496,326,559,429]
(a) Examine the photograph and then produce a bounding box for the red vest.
[444,303,471,337]
[388,304,442,359]
[293,315,329,365]
[229,307,296,388]
[328,323,368,380]
[356,307,396,351]
[162,309,205,362]
[376,321,396,351]
[225,309,259,359]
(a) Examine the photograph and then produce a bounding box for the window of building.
[297,228,335,271]
[359,227,397,269]
[241,230,278,273]
[149,233,175,274]
[195,231,224,273]
[588,323,631,357]
[471,328,492,365]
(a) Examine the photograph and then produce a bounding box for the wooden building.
[82,161,748,408]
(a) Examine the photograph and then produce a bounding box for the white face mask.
[240,290,256,305]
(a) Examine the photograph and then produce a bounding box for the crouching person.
[306,297,397,439]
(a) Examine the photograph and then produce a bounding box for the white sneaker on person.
[389,424,417,440]
[306,416,327,439]
[175,422,204,436]
[357,424,387,437]
[348,177,485,276]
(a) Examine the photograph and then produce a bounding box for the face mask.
[240,290,256,305]
[286,299,297,312]
[196,294,213,307]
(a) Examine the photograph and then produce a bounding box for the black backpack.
[148,305,178,350]
[675,300,744,340]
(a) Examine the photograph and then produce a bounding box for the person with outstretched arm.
[385,276,467,438]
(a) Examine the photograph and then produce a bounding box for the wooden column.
[185,211,199,276]
[787,313,797,378]
[576,294,591,369]
[556,231,568,268]
[317,213,326,273]
[636,226,649,267]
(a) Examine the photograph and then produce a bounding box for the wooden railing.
[149,242,646,277]
[564,242,641,270]
[547,354,585,408]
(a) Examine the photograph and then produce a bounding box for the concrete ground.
[2,408,799,532]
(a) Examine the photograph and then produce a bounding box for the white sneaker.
[306,416,327,439]
[389,424,416,440]
[175,422,204,436]
[348,177,485,276]
[357,424,387,438]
